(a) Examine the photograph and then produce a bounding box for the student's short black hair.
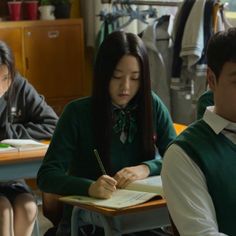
[207,27,236,80]
[92,31,155,174]
[0,40,15,81]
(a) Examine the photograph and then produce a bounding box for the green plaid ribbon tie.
[112,104,137,144]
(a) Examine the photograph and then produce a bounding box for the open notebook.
[60,176,163,209]
[0,139,48,152]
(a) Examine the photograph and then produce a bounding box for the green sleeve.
[143,92,177,175]
[37,102,93,196]
[143,155,162,176]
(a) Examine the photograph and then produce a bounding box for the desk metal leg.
[71,208,121,236]
[71,206,170,236]
[71,207,80,236]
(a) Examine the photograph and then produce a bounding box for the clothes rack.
[101,0,181,7]
[98,1,158,29]
[101,0,229,8]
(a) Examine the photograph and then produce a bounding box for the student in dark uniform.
[162,27,236,236]
[0,40,58,236]
[37,31,176,235]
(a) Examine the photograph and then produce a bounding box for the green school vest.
[174,120,236,235]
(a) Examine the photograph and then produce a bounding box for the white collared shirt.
[161,106,236,236]
[204,106,236,144]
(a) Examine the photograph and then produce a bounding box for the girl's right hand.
[88,175,117,199]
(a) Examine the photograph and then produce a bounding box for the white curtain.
[80,0,179,47]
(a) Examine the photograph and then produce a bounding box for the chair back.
[42,192,63,226]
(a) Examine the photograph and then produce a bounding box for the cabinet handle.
[48,31,60,38]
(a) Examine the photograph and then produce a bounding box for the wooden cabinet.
[0,19,85,115]
[0,27,24,74]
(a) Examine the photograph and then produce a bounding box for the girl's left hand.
[113,164,150,188]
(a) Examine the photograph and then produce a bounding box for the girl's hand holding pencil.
[88,175,117,199]
[88,149,117,199]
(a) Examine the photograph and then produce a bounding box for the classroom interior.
[0,0,236,235]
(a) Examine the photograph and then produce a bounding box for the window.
[222,0,236,26]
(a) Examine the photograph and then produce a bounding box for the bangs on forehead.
[0,64,9,75]
[0,63,7,73]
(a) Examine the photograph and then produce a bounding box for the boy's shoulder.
[176,120,213,144]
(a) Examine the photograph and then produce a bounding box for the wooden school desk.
[0,149,47,236]
[70,198,170,236]
[68,124,187,235]
[0,149,46,181]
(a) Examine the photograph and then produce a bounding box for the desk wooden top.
[0,149,46,165]
[69,197,166,216]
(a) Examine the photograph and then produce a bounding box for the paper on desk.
[60,189,158,209]
[0,146,17,153]
[0,139,48,151]
[125,175,163,196]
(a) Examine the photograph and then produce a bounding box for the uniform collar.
[203,106,236,134]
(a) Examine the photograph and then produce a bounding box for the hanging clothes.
[170,0,226,125]
[171,0,196,83]
[95,3,157,56]
[170,0,197,125]
[180,0,206,69]
[199,0,215,65]
[212,1,220,33]
[142,15,175,113]
[95,15,119,58]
